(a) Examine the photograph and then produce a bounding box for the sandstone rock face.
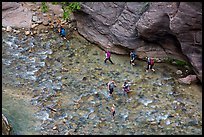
[170,2,202,82]
[2,2,32,29]
[74,2,149,54]
[74,2,202,82]
[2,114,12,135]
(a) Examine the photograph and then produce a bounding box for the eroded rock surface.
[2,114,12,135]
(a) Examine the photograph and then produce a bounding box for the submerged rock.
[2,114,12,135]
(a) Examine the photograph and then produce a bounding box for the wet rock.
[33,30,37,34]
[176,70,182,75]
[32,16,38,22]
[178,75,198,85]
[37,20,43,24]
[188,119,198,126]
[43,20,49,26]
[13,29,21,34]
[53,125,59,131]
[43,13,47,17]
[31,24,39,29]
[2,27,6,31]
[25,31,30,35]
[2,114,12,135]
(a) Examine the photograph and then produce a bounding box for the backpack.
[60,28,66,36]
[109,82,115,89]
[123,83,130,92]
[131,52,136,58]
[150,58,154,65]
[106,51,111,58]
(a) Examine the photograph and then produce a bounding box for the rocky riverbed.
[2,24,202,135]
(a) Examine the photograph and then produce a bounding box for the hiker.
[146,57,155,72]
[130,51,137,66]
[122,80,131,95]
[107,80,117,96]
[59,25,66,40]
[111,104,116,118]
[104,51,114,64]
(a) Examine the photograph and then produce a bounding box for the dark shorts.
[124,88,129,93]
[109,88,113,94]
[112,111,115,116]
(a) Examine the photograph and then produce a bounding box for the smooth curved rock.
[2,114,12,135]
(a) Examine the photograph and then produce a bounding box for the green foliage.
[166,57,191,67]
[61,2,81,21]
[51,2,58,5]
[39,2,81,21]
[41,2,48,13]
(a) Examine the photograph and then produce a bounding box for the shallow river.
[2,29,202,135]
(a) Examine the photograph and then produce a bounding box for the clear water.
[2,30,202,135]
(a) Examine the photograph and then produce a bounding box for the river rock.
[43,20,49,26]
[2,114,12,135]
[31,24,39,29]
[32,16,38,22]
[176,70,182,75]
[2,27,6,31]
[6,26,12,32]
[25,31,30,35]
[178,75,198,85]
[13,29,21,34]
[36,20,43,24]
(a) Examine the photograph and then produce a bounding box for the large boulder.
[2,2,32,29]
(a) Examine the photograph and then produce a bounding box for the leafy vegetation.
[166,57,191,67]
[40,2,81,20]
[41,2,48,13]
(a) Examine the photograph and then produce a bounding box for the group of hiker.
[104,50,155,118]
[104,50,155,71]
[56,24,155,119]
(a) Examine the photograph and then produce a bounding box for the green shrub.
[41,2,48,13]
[166,57,191,67]
[39,2,81,20]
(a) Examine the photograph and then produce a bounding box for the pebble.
[166,120,171,125]
[15,30,21,34]
[37,20,43,24]
[32,16,38,22]
[2,27,6,31]
[176,70,182,75]
[25,31,30,35]
[53,125,58,130]
[43,13,47,17]
[43,20,49,26]
[31,24,39,29]
[6,26,12,32]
